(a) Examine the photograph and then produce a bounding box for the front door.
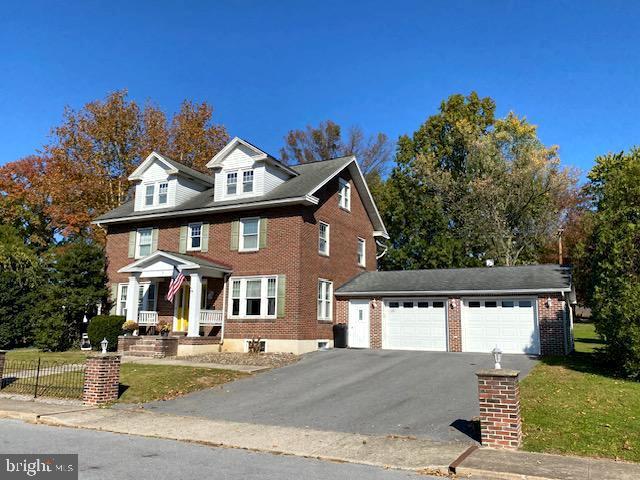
[175,285,190,332]
[348,300,370,348]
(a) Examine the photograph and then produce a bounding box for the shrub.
[87,315,125,351]
[34,311,70,352]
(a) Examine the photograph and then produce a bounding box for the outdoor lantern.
[492,347,503,369]
[83,314,88,324]
[101,337,108,354]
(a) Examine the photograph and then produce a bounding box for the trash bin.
[333,323,348,348]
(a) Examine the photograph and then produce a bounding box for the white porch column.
[187,273,202,337]
[126,275,140,322]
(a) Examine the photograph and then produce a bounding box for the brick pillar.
[83,354,121,405]
[476,368,522,449]
[0,350,6,379]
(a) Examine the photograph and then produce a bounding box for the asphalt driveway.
[143,350,537,442]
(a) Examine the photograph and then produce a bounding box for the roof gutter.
[93,195,318,226]
[334,288,572,297]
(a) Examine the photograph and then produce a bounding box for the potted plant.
[122,320,138,336]
[158,319,171,337]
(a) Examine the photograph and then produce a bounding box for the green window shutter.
[259,218,268,249]
[179,225,188,253]
[230,220,239,251]
[151,228,159,253]
[277,275,286,318]
[128,231,136,258]
[201,223,209,252]
[110,284,118,315]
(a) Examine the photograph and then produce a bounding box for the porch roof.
[118,250,232,278]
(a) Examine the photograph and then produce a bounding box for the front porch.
[117,251,232,355]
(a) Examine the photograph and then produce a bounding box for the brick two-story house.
[94,137,388,355]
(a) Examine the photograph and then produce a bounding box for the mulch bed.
[177,352,299,368]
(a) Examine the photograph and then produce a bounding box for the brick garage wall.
[105,165,378,346]
[537,293,568,355]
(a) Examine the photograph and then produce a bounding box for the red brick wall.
[476,370,522,449]
[537,294,567,355]
[83,354,121,405]
[104,166,378,344]
[448,298,462,352]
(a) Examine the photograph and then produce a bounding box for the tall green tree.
[380,92,576,269]
[586,148,640,378]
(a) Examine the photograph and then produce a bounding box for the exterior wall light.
[492,347,503,369]
[546,297,552,308]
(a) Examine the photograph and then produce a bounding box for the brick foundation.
[476,368,522,449]
[83,354,121,405]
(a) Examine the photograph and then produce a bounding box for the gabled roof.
[94,154,388,237]
[206,137,298,176]
[118,250,232,274]
[335,264,573,296]
[128,152,214,185]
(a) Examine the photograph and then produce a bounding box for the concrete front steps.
[119,335,221,358]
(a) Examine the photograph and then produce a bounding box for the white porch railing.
[200,310,223,326]
[138,311,159,326]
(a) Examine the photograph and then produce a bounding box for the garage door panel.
[383,300,447,351]
[461,298,539,354]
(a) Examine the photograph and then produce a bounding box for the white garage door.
[461,298,540,354]
[383,299,447,351]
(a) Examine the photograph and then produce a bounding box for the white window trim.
[225,168,256,198]
[239,217,260,252]
[318,222,330,256]
[187,222,203,252]
[338,178,351,211]
[357,237,366,267]
[142,180,170,209]
[228,275,278,320]
[317,279,333,321]
[158,182,169,205]
[135,228,153,259]
[117,282,157,316]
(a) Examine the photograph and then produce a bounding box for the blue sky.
[1,1,639,178]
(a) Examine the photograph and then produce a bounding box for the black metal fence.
[1,359,85,399]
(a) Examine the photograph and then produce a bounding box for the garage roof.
[336,264,573,296]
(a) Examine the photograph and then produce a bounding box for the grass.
[118,364,247,404]
[520,322,640,462]
[5,348,90,364]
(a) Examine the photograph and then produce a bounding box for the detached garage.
[335,265,575,356]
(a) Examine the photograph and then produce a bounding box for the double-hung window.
[338,178,351,211]
[228,276,278,318]
[118,284,128,317]
[240,218,259,251]
[188,222,202,251]
[137,228,153,258]
[243,170,254,193]
[227,172,238,195]
[145,185,155,207]
[158,182,168,205]
[357,238,366,266]
[317,280,333,321]
[318,222,330,256]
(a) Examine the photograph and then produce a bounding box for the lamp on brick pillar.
[476,368,522,450]
[492,347,502,369]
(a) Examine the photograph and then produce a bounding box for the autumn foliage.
[0,90,228,242]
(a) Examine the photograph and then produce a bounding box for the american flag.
[166,268,186,302]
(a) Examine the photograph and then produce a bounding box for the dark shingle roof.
[336,264,572,294]
[95,156,353,222]
[157,153,215,184]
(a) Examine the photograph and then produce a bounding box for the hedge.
[87,315,125,351]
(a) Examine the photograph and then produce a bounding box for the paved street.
[0,419,435,479]
[144,349,537,442]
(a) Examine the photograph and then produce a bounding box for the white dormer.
[207,137,297,202]
[129,152,213,212]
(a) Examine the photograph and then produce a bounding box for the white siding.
[176,176,208,205]
[213,145,264,202]
[264,164,289,194]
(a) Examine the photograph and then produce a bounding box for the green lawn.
[118,364,246,403]
[5,348,90,364]
[521,323,640,462]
